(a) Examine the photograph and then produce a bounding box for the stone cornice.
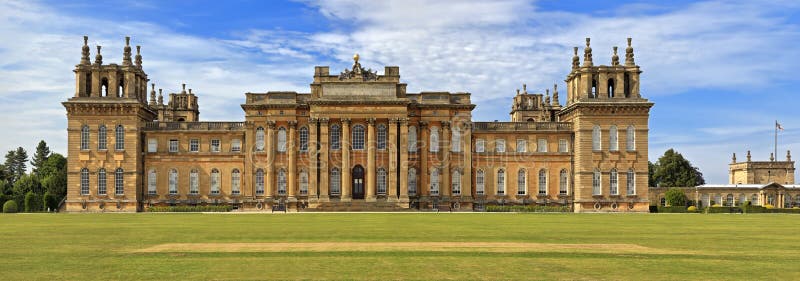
[557,101,653,117]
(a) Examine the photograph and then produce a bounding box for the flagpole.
[775,120,778,161]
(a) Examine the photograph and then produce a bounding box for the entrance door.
[352,165,365,199]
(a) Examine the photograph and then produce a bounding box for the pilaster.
[288,121,297,198]
[399,118,410,202]
[366,118,377,202]
[341,118,352,201]
[265,121,275,197]
[319,118,329,201]
[308,119,318,199]
[388,119,398,201]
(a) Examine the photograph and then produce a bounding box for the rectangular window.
[476,139,485,153]
[537,139,547,152]
[211,139,220,152]
[231,139,241,152]
[558,139,568,152]
[148,138,157,153]
[169,139,179,152]
[495,139,505,153]
[516,139,527,153]
[190,139,199,152]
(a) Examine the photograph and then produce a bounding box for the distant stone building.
[63,36,653,212]
[650,151,797,208]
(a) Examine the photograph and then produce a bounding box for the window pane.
[115,125,125,150]
[516,139,526,153]
[277,128,287,152]
[299,127,308,152]
[352,125,365,150]
[256,127,265,151]
[408,126,417,152]
[377,125,386,150]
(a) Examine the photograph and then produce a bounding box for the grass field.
[1,213,799,280]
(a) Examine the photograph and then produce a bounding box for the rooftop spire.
[571,47,579,69]
[545,89,551,105]
[135,45,142,68]
[625,37,635,66]
[788,150,792,161]
[516,89,520,96]
[523,83,527,94]
[582,38,593,67]
[149,83,157,106]
[732,152,737,163]
[611,46,620,66]
[552,83,560,106]
[181,83,187,94]
[94,45,103,65]
[747,150,752,162]
[770,152,775,162]
[158,89,164,105]
[122,37,132,66]
[80,36,90,65]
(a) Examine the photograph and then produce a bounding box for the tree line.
[1,140,66,213]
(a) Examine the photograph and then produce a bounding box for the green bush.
[485,205,570,213]
[24,191,42,213]
[147,205,233,212]
[664,188,687,207]
[687,206,698,212]
[3,200,18,213]
[707,206,742,213]
[43,192,58,212]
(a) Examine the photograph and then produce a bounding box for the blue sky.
[0,0,798,183]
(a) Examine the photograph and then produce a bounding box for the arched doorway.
[352,165,365,199]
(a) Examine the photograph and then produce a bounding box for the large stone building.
[63,36,653,212]
[650,151,798,208]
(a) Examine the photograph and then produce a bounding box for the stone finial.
[188,89,193,95]
[80,36,91,65]
[523,84,527,94]
[770,152,775,162]
[149,83,157,105]
[582,38,593,67]
[732,153,737,163]
[94,45,103,65]
[611,46,620,66]
[135,45,142,68]
[625,37,635,66]
[122,36,132,66]
[516,89,520,96]
[181,83,187,94]
[545,89,551,105]
[552,83,560,106]
[572,47,580,69]
[788,150,792,161]
[158,89,164,105]
[746,150,752,162]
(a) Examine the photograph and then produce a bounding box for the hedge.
[485,205,570,213]
[655,206,688,213]
[147,205,233,212]
[3,200,18,213]
[705,206,800,214]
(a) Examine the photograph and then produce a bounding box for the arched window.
[408,126,417,152]
[626,169,635,195]
[559,169,568,195]
[255,169,264,195]
[330,168,341,195]
[452,170,461,195]
[101,78,109,97]
[210,169,220,194]
[277,127,287,152]
[725,194,734,207]
[352,125,365,150]
[609,169,618,195]
[255,127,265,151]
[408,167,417,196]
[430,168,440,196]
[592,169,601,195]
[330,124,341,150]
[115,125,125,150]
[377,168,387,195]
[98,125,107,150]
[429,126,439,152]
[80,125,89,150]
[231,169,241,195]
[80,168,89,195]
[538,169,547,195]
[148,169,156,195]
[115,168,124,195]
[299,171,308,195]
[751,194,759,205]
[496,169,505,195]
[299,127,309,152]
[517,169,526,195]
[168,169,178,195]
[118,79,124,97]
[785,195,793,208]
[626,125,635,151]
[277,169,287,195]
[97,168,107,195]
[190,169,199,194]
[377,124,387,150]
[591,79,597,98]
[608,78,615,98]
[451,127,461,152]
[592,125,601,151]
[609,125,618,151]
[660,197,666,207]
[476,170,485,195]
[739,194,747,206]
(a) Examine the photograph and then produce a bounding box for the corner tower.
[558,38,654,212]
[63,36,156,212]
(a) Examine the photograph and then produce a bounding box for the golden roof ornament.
[339,53,377,81]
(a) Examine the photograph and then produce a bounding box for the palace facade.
[63,36,653,212]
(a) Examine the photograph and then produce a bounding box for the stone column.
[462,122,473,200]
[308,119,318,199]
[388,119,398,201]
[319,118,329,201]
[399,118,410,203]
[419,121,429,197]
[442,121,451,197]
[341,119,352,201]
[366,118,377,202]
[265,121,276,197]
[287,121,297,199]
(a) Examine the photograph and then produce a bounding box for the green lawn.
[1,213,798,280]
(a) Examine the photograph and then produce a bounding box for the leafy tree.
[13,175,40,201]
[693,166,706,186]
[0,163,7,182]
[664,187,687,207]
[24,191,42,212]
[652,149,705,187]
[43,191,58,212]
[3,200,18,213]
[39,154,67,201]
[648,161,656,187]
[38,153,66,179]
[31,140,51,176]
